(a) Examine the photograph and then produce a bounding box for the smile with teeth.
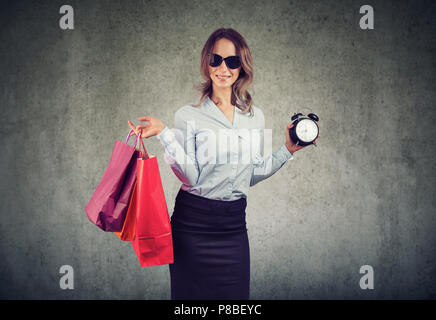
[216,75,231,80]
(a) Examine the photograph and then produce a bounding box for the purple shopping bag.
[85,129,142,232]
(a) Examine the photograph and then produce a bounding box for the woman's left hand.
[285,124,320,155]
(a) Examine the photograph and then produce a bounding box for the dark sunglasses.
[208,53,241,69]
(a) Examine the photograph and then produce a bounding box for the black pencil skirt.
[168,188,250,300]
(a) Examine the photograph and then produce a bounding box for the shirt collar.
[205,95,237,129]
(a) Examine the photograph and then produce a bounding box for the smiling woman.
[192,29,254,117]
[127,27,318,300]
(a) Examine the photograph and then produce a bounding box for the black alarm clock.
[289,111,320,146]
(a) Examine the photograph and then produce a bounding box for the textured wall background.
[1,0,435,299]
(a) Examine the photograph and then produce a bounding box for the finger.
[127,123,140,135]
[138,116,151,121]
[128,120,137,130]
[127,120,136,131]
[136,124,150,131]
[138,127,152,139]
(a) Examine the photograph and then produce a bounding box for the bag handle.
[137,132,150,159]
[126,129,140,146]
[126,129,149,159]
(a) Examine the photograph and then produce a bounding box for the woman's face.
[208,38,241,90]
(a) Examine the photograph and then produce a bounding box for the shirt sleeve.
[249,110,294,187]
[155,107,200,187]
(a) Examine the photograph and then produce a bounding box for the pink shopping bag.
[85,130,142,232]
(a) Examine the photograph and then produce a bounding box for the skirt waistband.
[175,189,247,215]
[172,189,247,233]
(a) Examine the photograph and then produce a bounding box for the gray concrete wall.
[1,0,435,299]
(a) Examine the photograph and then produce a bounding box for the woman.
[128,28,319,300]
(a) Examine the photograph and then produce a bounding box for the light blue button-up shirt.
[155,95,294,201]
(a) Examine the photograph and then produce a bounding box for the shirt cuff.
[155,126,175,145]
[280,144,294,161]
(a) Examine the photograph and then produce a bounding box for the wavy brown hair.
[192,28,254,117]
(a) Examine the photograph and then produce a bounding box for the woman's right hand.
[127,116,166,139]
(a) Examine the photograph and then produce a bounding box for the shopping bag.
[130,140,174,267]
[85,129,141,232]
[114,180,138,241]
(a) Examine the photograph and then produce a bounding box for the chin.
[212,79,234,88]
[216,83,232,88]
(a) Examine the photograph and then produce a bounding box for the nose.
[217,60,230,73]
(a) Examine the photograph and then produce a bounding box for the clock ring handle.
[299,107,320,122]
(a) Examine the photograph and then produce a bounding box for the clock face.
[295,119,318,142]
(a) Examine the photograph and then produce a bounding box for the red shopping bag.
[130,141,174,267]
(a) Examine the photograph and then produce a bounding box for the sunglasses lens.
[225,56,241,69]
[209,54,222,67]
